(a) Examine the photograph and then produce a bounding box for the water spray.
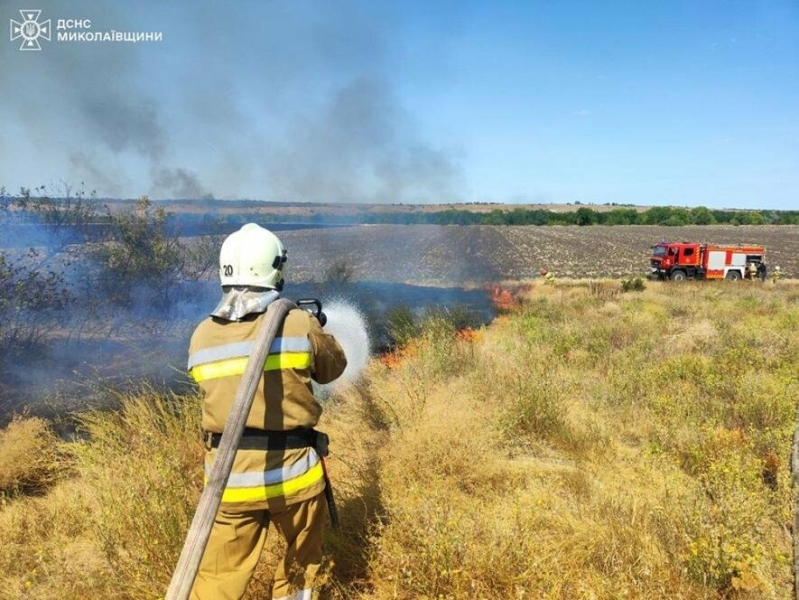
[300,298,371,396]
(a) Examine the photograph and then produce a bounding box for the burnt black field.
[0,279,495,423]
[3,220,799,423]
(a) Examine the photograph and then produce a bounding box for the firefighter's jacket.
[188,307,347,512]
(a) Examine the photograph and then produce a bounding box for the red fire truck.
[649,241,766,281]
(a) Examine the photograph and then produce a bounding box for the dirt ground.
[276,224,799,285]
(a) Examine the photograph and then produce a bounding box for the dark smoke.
[151,167,214,200]
[79,92,166,160]
[0,1,462,203]
[264,77,460,203]
[1,0,160,197]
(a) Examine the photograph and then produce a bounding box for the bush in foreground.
[0,416,66,497]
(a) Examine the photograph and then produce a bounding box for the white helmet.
[218,223,287,290]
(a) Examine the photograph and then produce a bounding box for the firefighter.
[772,265,781,284]
[188,223,347,600]
[748,262,758,280]
[757,262,767,282]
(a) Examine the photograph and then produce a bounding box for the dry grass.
[0,416,66,497]
[0,280,797,598]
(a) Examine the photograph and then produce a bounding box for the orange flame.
[487,285,518,312]
[379,342,418,369]
[456,327,480,343]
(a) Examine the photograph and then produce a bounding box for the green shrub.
[620,277,646,292]
[91,196,184,308]
[384,305,419,349]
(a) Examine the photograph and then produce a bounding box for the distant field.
[120,199,648,216]
[272,224,799,285]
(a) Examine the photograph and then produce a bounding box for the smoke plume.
[151,167,214,200]
[0,1,462,203]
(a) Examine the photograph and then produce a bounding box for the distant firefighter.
[771,265,781,284]
[747,262,758,280]
[757,261,767,282]
[539,269,556,285]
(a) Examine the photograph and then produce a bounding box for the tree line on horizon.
[3,187,798,232]
[213,204,798,228]
[313,205,799,226]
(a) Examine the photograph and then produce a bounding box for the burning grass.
[0,280,797,598]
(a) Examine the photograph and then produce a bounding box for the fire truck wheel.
[670,271,687,281]
[725,270,742,281]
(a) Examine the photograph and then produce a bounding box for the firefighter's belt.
[206,428,329,456]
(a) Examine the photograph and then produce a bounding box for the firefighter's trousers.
[190,492,326,600]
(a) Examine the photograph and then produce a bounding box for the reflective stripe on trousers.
[205,450,324,504]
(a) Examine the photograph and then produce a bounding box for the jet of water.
[313,299,371,398]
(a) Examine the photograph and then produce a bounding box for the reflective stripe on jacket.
[188,337,313,382]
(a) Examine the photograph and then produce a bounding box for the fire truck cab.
[650,242,766,281]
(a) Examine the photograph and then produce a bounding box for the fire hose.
[166,297,337,600]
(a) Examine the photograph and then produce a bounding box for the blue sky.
[1,0,797,209]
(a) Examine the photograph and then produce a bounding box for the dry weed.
[0,416,67,496]
[1,281,798,598]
